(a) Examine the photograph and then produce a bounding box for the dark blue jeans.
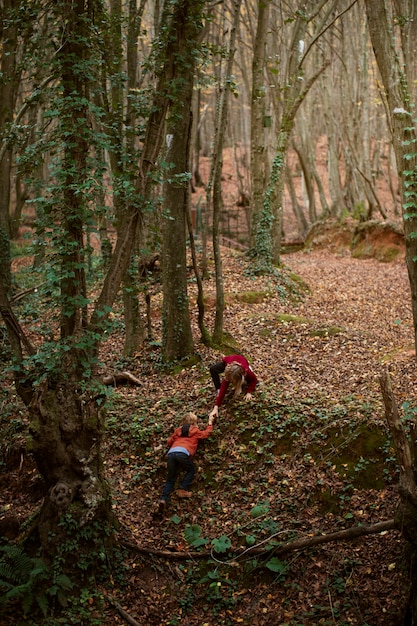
[161,452,196,502]
[210,361,226,390]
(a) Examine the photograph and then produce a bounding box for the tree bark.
[379,369,417,623]
[365,0,417,358]
[210,0,242,344]
[250,0,270,247]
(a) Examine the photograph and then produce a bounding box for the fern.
[0,545,34,589]
[0,544,64,618]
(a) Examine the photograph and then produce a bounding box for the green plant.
[0,543,73,618]
[184,524,209,548]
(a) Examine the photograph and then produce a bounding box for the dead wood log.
[121,519,396,561]
[102,371,141,387]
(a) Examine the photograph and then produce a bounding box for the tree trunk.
[210,0,242,344]
[161,116,195,361]
[379,369,417,623]
[160,0,207,361]
[250,0,270,247]
[0,0,20,295]
[29,359,113,565]
[365,0,417,355]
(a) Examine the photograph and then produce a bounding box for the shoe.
[177,489,192,499]
[158,500,166,514]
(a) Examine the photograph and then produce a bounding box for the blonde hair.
[184,412,198,425]
[224,362,245,397]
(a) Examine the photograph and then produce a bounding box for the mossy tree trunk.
[365,0,417,359]
[160,0,207,361]
[250,0,270,248]
[0,0,187,582]
[209,0,242,345]
[0,0,21,296]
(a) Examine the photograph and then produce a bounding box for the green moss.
[169,353,202,374]
[276,313,311,324]
[378,247,401,262]
[309,326,345,337]
[309,423,388,489]
[235,291,270,304]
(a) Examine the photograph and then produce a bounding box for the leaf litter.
[1,241,416,625]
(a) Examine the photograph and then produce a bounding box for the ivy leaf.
[250,502,270,518]
[184,524,209,548]
[211,535,231,554]
[265,558,287,574]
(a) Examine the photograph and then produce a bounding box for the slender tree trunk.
[210,0,242,344]
[250,0,270,247]
[285,163,308,237]
[0,0,20,295]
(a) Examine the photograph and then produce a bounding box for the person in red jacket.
[209,354,258,419]
[158,412,214,514]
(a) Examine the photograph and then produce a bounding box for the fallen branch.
[105,594,141,626]
[121,519,396,561]
[102,371,141,387]
[10,283,45,304]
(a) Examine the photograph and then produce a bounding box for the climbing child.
[158,412,214,514]
[209,354,258,419]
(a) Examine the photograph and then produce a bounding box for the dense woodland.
[2,0,417,624]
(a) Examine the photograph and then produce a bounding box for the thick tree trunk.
[29,358,113,565]
[160,0,207,361]
[161,114,195,361]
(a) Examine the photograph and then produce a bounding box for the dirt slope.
[98,242,416,625]
[2,240,417,625]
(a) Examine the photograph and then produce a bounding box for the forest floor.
[2,223,417,625]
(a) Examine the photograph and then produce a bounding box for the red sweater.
[215,355,258,407]
[167,424,213,457]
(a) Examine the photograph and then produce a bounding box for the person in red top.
[158,412,214,514]
[209,354,258,419]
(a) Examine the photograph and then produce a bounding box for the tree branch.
[121,519,396,561]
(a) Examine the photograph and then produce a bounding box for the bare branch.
[121,519,396,561]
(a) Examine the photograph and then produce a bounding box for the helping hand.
[244,393,253,401]
[209,406,219,420]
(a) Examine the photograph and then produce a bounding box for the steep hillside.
[1,239,415,625]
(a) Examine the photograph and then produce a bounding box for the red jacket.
[215,355,258,407]
[167,424,213,457]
